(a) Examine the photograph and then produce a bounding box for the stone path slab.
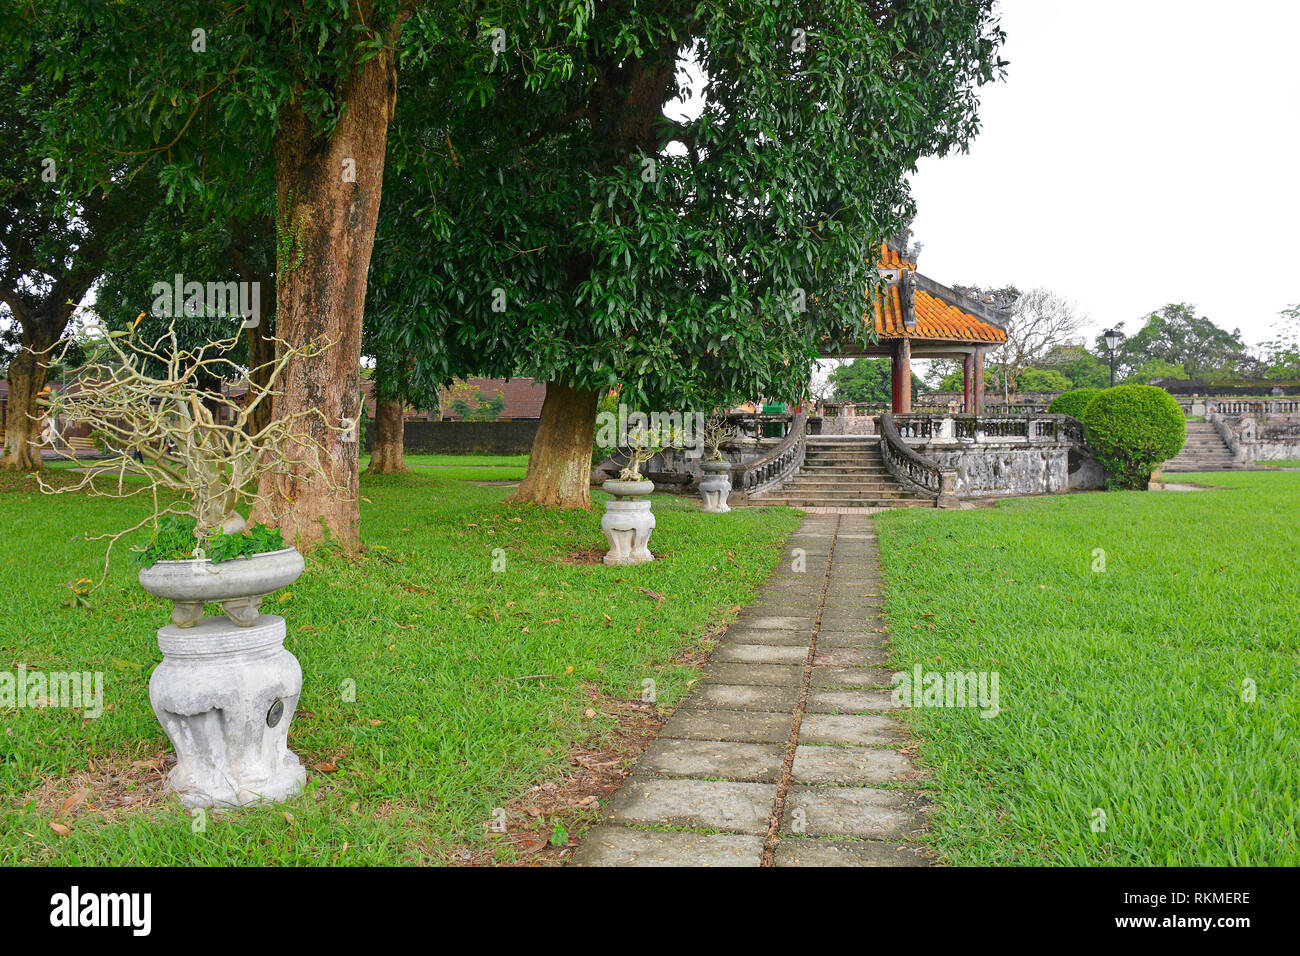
[570,514,932,868]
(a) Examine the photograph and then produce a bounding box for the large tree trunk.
[507,381,599,509]
[367,398,408,474]
[252,31,399,551]
[1,346,49,471]
[1,311,61,472]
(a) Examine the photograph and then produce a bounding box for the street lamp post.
[1103,328,1121,387]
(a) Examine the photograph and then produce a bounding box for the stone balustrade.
[892,412,1102,497]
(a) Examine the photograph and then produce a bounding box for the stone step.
[783,481,907,492]
[801,460,890,468]
[768,487,920,499]
[758,497,930,508]
[799,467,893,476]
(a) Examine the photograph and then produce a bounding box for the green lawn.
[875,470,1300,865]
[0,467,799,865]
[359,452,530,482]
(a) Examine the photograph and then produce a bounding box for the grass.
[360,453,529,482]
[875,470,1300,865]
[0,464,799,865]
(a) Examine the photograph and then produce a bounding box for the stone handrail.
[1209,398,1300,417]
[733,411,807,496]
[893,412,1084,446]
[880,412,957,507]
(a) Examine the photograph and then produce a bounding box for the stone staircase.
[1163,420,1240,472]
[752,436,929,509]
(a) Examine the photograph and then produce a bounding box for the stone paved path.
[571,513,931,867]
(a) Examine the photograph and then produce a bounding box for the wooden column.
[962,353,973,413]
[892,338,912,413]
[973,347,986,414]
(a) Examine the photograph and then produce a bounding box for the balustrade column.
[963,352,974,413]
[893,338,913,414]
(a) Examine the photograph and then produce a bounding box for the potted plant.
[36,320,348,808]
[698,415,740,513]
[600,421,675,565]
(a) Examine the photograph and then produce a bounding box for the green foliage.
[1101,304,1255,382]
[1016,368,1072,392]
[1260,305,1300,380]
[1082,385,1186,489]
[1047,388,1102,419]
[204,524,285,564]
[136,515,284,567]
[592,389,621,466]
[134,515,200,566]
[1041,344,1110,390]
[1128,358,1189,384]
[369,1,1007,412]
[828,358,911,404]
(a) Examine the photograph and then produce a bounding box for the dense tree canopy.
[0,31,157,469]
[828,358,916,405]
[16,0,589,542]
[1099,304,1255,383]
[369,0,1007,506]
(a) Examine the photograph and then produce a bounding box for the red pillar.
[892,338,912,413]
[962,353,973,413]
[973,348,986,414]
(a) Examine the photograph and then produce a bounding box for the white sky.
[909,0,1300,350]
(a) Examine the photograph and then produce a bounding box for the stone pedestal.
[699,462,732,513]
[149,614,306,808]
[601,480,656,565]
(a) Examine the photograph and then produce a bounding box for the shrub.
[1082,385,1186,489]
[1047,387,1102,419]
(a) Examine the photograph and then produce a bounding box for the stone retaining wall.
[915,441,1105,496]
[366,420,539,456]
[1214,413,1300,462]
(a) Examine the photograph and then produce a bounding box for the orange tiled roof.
[869,244,1007,344]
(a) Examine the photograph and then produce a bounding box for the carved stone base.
[601,499,656,565]
[149,614,306,809]
[699,469,732,513]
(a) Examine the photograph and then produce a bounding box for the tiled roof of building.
[869,244,1007,344]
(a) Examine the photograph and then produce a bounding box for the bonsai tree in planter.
[600,421,679,566]
[698,415,741,513]
[35,319,348,808]
[38,319,347,605]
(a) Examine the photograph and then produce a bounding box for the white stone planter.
[698,460,732,513]
[141,547,308,808]
[150,614,306,808]
[139,548,305,628]
[601,479,655,566]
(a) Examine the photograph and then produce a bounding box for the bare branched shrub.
[701,415,743,462]
[36,319,351,582]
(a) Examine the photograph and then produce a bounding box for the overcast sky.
[909,0,1300,350]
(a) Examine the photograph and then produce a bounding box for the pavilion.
[830,236,1009,413]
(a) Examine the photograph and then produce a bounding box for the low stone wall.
[367,420,539,456]
[820,415,876,436]
[1213,413,1300,462]
[915,440,1105,496]
[1254,416,1300,461]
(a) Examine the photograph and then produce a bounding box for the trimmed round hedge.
[1081,385,1186,489]
[1047,387,1102,419]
